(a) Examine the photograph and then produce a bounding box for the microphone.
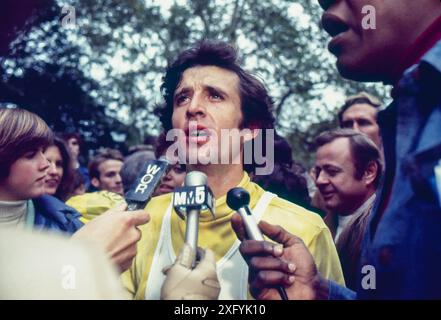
[125,158,170,211]
[173,171,215,267]
[226,187,289,300]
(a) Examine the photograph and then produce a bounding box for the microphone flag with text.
[125,158,170,211]
[173,171,215,267]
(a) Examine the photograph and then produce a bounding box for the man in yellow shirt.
[123,40,344,299]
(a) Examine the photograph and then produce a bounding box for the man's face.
[341,103,381,147]
[92,159,124,195]
[314,137,370,214]
[171,65,246,166]
[318,0,437,82]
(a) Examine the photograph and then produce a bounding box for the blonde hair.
[0,108,54,180]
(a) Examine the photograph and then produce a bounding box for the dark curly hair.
[253,135,311,206]
[156,40,276,174]
[157,40,275,131]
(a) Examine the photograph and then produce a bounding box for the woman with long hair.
[44,137,75,202]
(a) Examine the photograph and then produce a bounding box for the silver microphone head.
[182,171,208,267]
[184,171,207,187]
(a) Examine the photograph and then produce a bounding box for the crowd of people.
[1,0,440,300]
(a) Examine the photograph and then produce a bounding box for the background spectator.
[88,148,124,196]
[44,136,75,202]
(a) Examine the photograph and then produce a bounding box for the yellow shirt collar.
[199,171,263,221]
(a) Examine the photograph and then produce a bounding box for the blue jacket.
[33,195,84,234]
[330,40,441,300]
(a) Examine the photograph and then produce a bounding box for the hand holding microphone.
[161,171,219,300]
[173,171,215,267]
[161,243,221,300]
[74,158,169,273]
[227,187,289,300]
[71,202,149,273]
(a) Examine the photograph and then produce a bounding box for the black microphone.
[173,171,215,267]
[227,187,289,300]
[125,158,170,211]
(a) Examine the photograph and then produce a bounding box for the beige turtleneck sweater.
[0,200,27,229]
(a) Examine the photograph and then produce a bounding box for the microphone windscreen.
[184,171,207,187]
[226,187,250,211]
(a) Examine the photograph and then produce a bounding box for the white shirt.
[335,214,354,243]
[334,193,376,243]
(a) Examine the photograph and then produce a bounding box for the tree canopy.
[0,0,389,166]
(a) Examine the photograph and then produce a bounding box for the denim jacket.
[330,40,441,300]
[33,195,84,234]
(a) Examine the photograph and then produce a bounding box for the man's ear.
[364,161,378,187]
[91,177,101,189]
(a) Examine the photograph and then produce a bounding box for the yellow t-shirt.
[122,173,345,299]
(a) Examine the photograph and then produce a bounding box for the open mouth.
[44,179,59,187]
[188,130,209,138]
[184,123,211,145]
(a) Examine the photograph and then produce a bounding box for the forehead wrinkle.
[175,66,240,97]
